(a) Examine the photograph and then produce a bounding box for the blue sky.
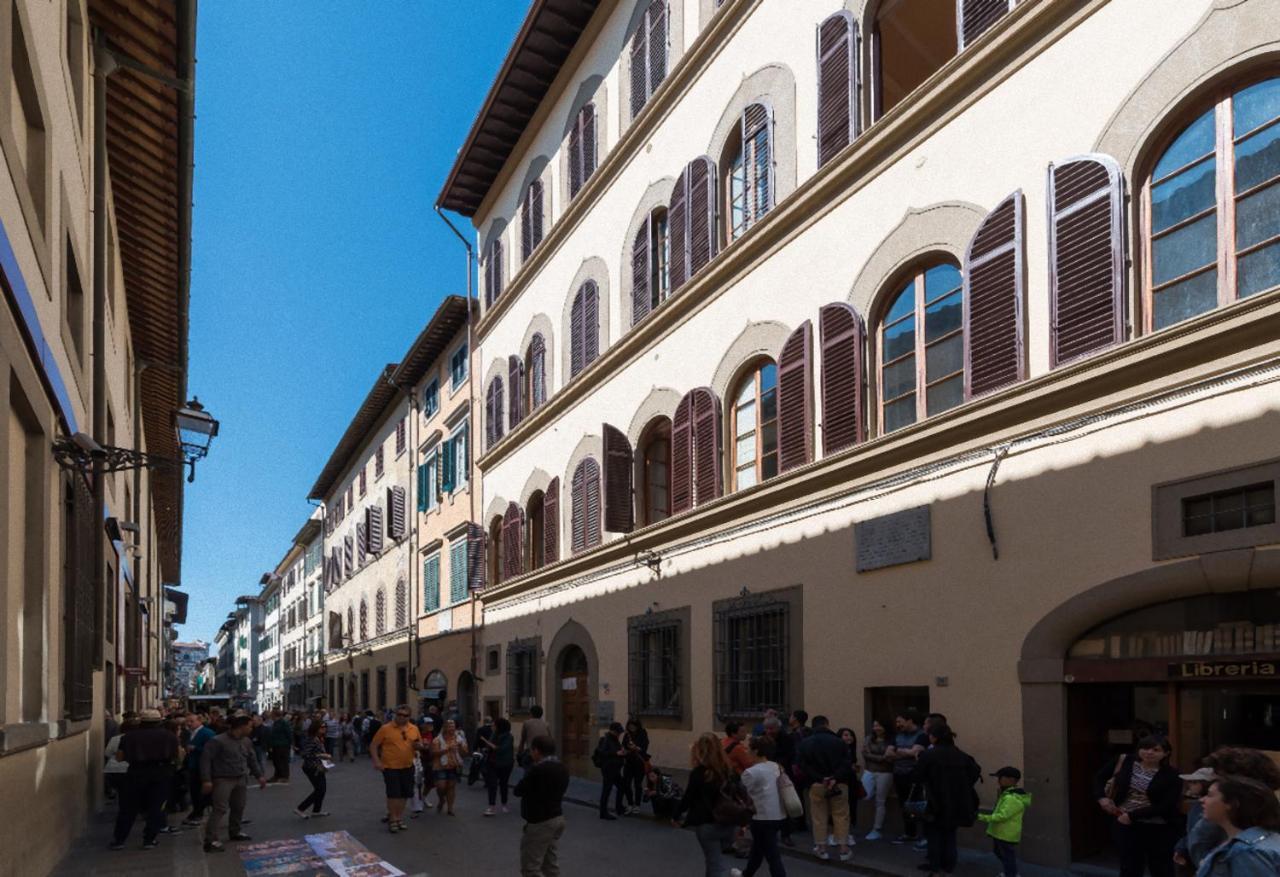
[183,3,521,646]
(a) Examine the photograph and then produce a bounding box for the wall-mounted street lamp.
[53,397,219,483]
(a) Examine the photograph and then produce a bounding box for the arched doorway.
[457,671,477,737]
[558,645,591,777]
[421,669,447,717]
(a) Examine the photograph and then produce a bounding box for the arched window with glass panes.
[878,262,964,434]
[1144,75,1280,332]
[730,360,779,489]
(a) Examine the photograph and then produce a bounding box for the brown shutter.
[602,423,635,532]
[687,156,717,279]
[741,106,772,226]
[1048,154,1126,367]
[690,387,722,506]
[486,239,503,306]
[777,321,813,473]
[486,377,504,448]
[584,458,602,550]
[568,110,583,198]
[571,462,586,554]
[581,103,597,184]
[521,187,533,261]
[543,477,560,563]
[508,354,524,430]
[583,280,599,367]
[818,302,866,454]
[344,535,353,577]
[570,286,586,378]
[387,485,406,540]
[530,179,544,249]
[958,0,1012,50]
[629,23,647,119]
[632,215,651,327]
[528,334,546,408]
[367,505,384,554]
[963,190,1026,399]
[668,171,689,291]
[503,501,524,579]
[467,522,487,591]
[817,12,859,168]
[356,522,367,566]
[648,0,667,97]
[670,393,694,514]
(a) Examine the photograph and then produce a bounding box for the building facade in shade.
[277,513,324,709]
[170,641,209,699]
[257,575,281,710]
[300,518,326,707]
[315,369,415,716]
[388,297,482,730]
[437,0,1280,867]
[0,1,195,872]
[214,623,234,697]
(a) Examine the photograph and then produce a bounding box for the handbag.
[861,769,877,800]
[777,765,803,819]
[903,783,930,818]
[712,776,756,827]
[1103,754,1127,801]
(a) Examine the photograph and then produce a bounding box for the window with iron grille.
[507,639,539,713]
[714,594,790,720]
[628,614,681,717]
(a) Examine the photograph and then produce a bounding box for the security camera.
[71,432,106,457]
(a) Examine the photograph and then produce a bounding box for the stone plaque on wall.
[855,505,931,572]
[596,700,615,726]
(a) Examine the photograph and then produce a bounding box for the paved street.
[55,759,1067,877]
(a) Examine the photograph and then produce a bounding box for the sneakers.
[108,842,125,851]
[204,842,225,853]
[828,835,837,846]
[730,870,744,877]
[312,811,329,817]
[839,849,853,862]
[181,817,203,827]
[813,846,831,861]
[142,840,158,850]
[229,833,253,841]
[501,805,509,813]
[847,835,857,847]
[599,812,617,821]
[295,809,310,819]
[865,830,882,841]
[892,835,914,845]
[389,822,400,833]
[483,807,496,817]
[914,839,929,851]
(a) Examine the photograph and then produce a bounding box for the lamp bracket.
[53,438,197,482]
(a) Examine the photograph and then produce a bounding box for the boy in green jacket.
[978,766,1032,877]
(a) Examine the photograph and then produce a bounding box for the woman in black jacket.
[623,718,650,815]
[674,732,738,877]
[912,724,980,877]
[1094,735,1181,877]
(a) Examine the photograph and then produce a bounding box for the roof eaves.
[389,295,475,388]
[307,364,402,501]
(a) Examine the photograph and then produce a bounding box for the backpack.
[712,775,755,827]
[591,737,609,768]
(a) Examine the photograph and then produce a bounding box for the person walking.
[181,713,216,826]
[519,705,551,767]
[200,715,267,853]
[1195,775,1280,876]
[103,718,131,807]
[1094,736,1181,877]
[739,735,788,877]
[594,722,628,820]
[674,732,745,877]
[860,720,894,841]
[109,709,177,851]
[430,717,468,817]
[267,710,292,783]
[761,715,796,848]
[295,720,331,819]
[912,723,981,877]
[978,767,1031,877]
[339,712,356,762]
[797,715,855,862]
[623,719,650,815]
[323,710,341,768]
[370,705,423,833]
[514,735,570,877]
[482,717,516,816]
[724,721,753,776]
[249,714,269,775]
[471,715,495,787]
[887,710,929,845]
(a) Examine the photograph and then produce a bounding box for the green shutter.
[423,555,440,612]
[441,439,456,493]
[417,463,428,512]
[449,541,467,603]
[425,452,437,511]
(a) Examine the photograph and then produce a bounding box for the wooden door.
[559,646,591,777]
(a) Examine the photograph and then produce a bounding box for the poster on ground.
[238,837,334,876]
[306,830,405,877]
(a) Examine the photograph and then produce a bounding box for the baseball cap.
[1179,766,1216,782]
[990,766,1022,781]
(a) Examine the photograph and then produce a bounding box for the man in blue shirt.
[182,713,216,826]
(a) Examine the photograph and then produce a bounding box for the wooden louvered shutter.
[583,281,599,367]
[1048,154,1126,367]
[529,334,546,408]
[570,287,586,377]
[777,321,813,473]
[487,239,503,305]
[629,22,648,119]
[819,302,867,454]
[602,423,634,532]
[521,187,533,261]
[543,477,560,563]
[581,103,597,185]
[648,0,667,98]
[366,505,384,554]
[530,180,544,250]
[508,355,524,430]
[503,502,524,579]
[670,393,694,514]
[568,111,583,199]
[963,191,1025,399]
[687,157,717,279]
[691,388,722,506]
[356,522,367,566]
[741,105,773,226]
[571,462,586,554]
[668,171,689,291]
[632,215,652,326]
[958,0,1012,50]
[388,486,406,539]
[489,377,505,447]
[583,459,602,550]
[817,12,859,168]
[467,522,486,591]
[423,555,440,612]
[417,463,428,512]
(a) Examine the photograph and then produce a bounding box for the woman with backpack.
[674,732,748,877]
[912,723,981,877]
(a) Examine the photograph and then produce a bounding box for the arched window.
[568,102,597,199]
[570,458,602,554]
[485,238,503,306]
[872,1,956,119]
[878,261,964,433]
[346,606,354,643]
[359,599,368,642]
[485,375,504,449]
[722,103,773,242]
[526,334,547,411]
[508,355,525,431]
[375,589,386,636]
[488,515,504,586]
[395,578,407,628]
[502,502,525,580]
[630,0,668,119]
[632,207,671,326]
[1145,75,1280,332]
[569,281,600,378]
[526,490,546,570]
[640,418,672,524]
[521,178,545,261]
[731,360,779,490]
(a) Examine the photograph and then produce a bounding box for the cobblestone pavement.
[55,759,1062,877]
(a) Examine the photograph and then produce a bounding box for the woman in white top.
[739,736,788,877]
[103,731,129,802]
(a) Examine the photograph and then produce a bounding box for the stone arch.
[481,356,508,447]
[846,202,984,319]
[483,494,509,528]
[562,433,604,553]
[705,64,800,207]
[620,176,679,333]
[621,0,687,134]
[516,155,554,253]
[626,386,682,448]
[520,313,557,400]
[561,256,612,382]
[520,468,555,509]
[709,320,792,403]
[545,619,600,774]
[560,75,610,207]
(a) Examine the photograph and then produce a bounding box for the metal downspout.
[91,35,109,675]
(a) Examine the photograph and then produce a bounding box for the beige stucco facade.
[451,0,1280,868]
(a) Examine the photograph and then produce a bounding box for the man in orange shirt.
[371,705,424,833]
[723,721,753,775]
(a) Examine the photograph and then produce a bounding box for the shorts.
[434,768,460,782]
[383,767,415,799]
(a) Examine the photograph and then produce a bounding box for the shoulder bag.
[776,764,803,819]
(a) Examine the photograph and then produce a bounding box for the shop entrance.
[1064,592,1280,860]
[559,645,591,777]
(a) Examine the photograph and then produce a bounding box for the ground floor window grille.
[628,616,681,717]
[507,640,538,712]
[714,594,789,719]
